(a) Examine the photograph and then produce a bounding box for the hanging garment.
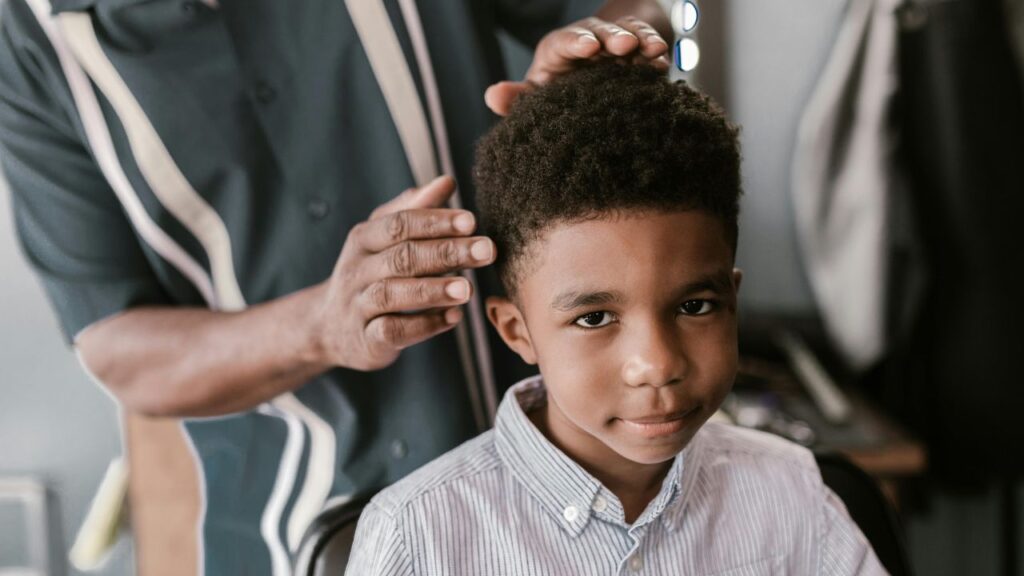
[1005,0,1024,92]
[791,0,918,372]
[894,0,1024,479]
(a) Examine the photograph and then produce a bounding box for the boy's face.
[488,210,740,467]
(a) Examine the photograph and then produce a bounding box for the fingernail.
[445,307,463,324]
[470,239,493,261]
[614,29,637,37]
[577,33,599,44]
[445,280,469,300]
[424,175,449,193]
[454,213,475,234]
[648,34,667,45]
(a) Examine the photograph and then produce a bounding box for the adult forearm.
[76,283,332,418]
[597,0,672,42]
[74,176,493,419]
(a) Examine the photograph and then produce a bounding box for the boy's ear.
[485,296,538,365]
[733,268,743,293]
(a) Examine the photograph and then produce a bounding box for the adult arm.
[0,0,493,419]
[76,178,493,417]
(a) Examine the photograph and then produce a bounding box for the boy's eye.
[679,299,714,315]
[574,311,615,328]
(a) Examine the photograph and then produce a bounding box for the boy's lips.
[617,407,698,438]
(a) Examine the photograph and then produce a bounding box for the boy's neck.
[528,401,674,524]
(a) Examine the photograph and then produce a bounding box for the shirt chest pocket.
[703,553,786,576]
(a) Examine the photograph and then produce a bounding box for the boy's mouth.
[617,407,699,438]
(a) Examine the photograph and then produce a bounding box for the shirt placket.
[618,522,652,575]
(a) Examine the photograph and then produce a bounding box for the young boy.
[346,63,885,575]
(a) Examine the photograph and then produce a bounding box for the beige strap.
[345,1,439,187]
[346,0,493,430]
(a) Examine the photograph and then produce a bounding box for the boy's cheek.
[541,356,619,417]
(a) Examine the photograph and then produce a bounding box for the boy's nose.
[620,323,688,388]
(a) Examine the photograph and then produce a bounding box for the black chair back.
[293,493,374,576]
[815,452,912,576]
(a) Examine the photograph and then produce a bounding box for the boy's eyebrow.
[550,290,625,311]
[550,271,734,311]
[678,270,735,297]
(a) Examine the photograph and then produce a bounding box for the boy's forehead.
[516,210,735,298]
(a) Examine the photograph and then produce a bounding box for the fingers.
[375,236,495,278]
[353,208,477,253]
[366,307,463,351]
[584,17,640,58]
[614,16,669,59]
[524,17,669,85]
[359,276,472,317]
[369,175,456,220]
[629,51,670,72]
[484,80,534,116]
[525,24,601,85]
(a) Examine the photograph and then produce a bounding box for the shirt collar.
[494,376,694,538]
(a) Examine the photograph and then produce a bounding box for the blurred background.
[2,0,1023,574]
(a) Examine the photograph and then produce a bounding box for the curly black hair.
[473,61,742,296]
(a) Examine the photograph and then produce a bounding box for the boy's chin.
[612,439,690,466]
[604,420,702,466]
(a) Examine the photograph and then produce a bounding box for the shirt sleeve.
[494,0,605,47]
[345,501,416,576]
[0,0,170,344]
[819,486,890,575]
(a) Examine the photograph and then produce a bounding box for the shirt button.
[390,439,408,460]
[252,80,277,105]
[562,505,579,523]
[307,198,330,220]
[628,555,643,572]
[591,495,608,513]
[181,0,201,14]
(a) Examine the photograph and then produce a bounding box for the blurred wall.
[723,0,847,314]
[0,175,132,573]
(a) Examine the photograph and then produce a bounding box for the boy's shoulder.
[686,422,829,536]
[367,430,503,518]
[695,421,821,485]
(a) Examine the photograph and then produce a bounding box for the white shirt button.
[628,555,644,572]
[591,495,608,513]
[562,505,579,523]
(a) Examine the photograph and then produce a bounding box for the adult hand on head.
[485,16,671,116]
[313,175,495,371]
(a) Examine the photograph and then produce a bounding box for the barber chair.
[293,493,375,576]
[294,453,911,575]
[815,452,912,576]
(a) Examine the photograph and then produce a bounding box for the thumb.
[370,175,456,219]
[485,81,533,117]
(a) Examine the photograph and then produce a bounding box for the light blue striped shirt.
[346,376,886,575]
